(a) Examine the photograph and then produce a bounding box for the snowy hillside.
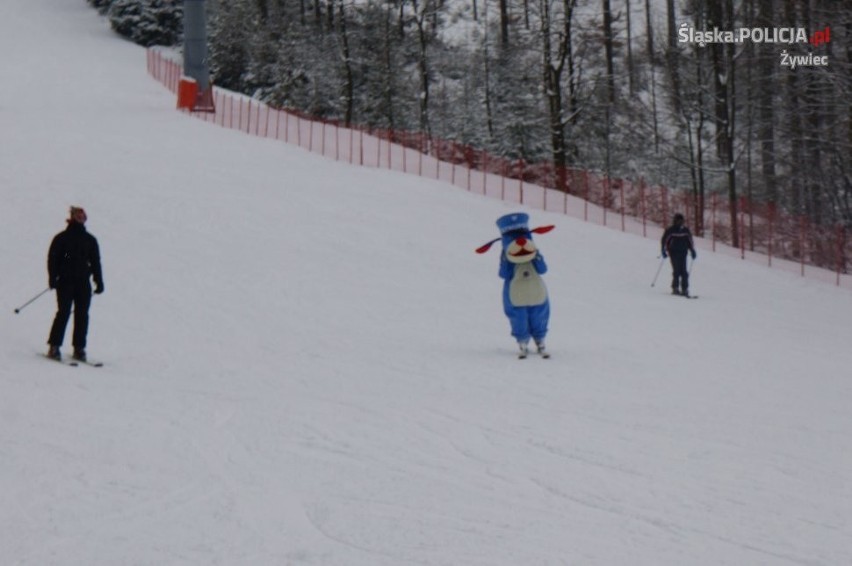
[1,1,850,565]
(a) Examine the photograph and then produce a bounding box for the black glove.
[49,277,59,289]
[661,250,667,259]
[94,282,104,295]
[691,250,697,259]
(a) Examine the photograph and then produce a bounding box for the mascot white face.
[505,235,538,264]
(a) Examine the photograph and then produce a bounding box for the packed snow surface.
[1,1,850,564]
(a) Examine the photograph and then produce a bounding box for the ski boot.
[46,345,61,361]
[535,340,550,359]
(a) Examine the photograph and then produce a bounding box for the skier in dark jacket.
[46,206,104,362]
[661,213,696,296]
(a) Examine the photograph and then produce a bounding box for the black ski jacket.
[48,222,104,290]
[661,224,695,256]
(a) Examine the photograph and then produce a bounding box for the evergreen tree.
[108,0,182,47]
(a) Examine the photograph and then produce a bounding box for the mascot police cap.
[496,213,529,235]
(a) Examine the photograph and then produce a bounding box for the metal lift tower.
[178,0,214,111]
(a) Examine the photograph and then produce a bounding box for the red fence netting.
[147,49,850,289]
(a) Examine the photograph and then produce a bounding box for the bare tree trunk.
[314,0,322,28]
[602,0,616,105]
[645,0,659,152]
[382,2,397,130]
[688,48,708,236]
[539,0,577,190]
[846,19,852,225]
[483,0,495,138]
[499,0,510,47]
[412,0,432,136]
[337,0,354,126]
[665,0,682,114]
[626,0,635,94]
[707,0,738,246]
[256,0,268,22]
[756,0,777,202]
[725,0,738,247]
[540,0,564,182]
[800,4,824,223]
[784,0,804,215]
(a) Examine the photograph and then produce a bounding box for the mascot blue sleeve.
[499,253,548,278]
[532,253,548,275]
[499,255,513,279]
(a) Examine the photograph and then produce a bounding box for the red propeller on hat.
[475,225,555,254]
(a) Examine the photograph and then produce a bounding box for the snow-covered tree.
[108,0,182,47]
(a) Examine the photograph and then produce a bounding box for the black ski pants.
[48,282,92,351]
[669,251,689,293]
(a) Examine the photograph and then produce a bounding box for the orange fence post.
[837,225,845,286]
[481,151,487,194]
[768,203,774,267]
[800,216,807,277]
[640,177,647,238]
[711,193,716,252]
[740,197,746,259]
[500,160,506,201]
[451,142,457,186]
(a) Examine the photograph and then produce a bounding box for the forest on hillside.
[91,0,851,242]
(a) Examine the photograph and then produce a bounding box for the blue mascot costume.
[477,213,553,359]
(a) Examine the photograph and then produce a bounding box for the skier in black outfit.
[661,213,696,296]
[46,206,104,362]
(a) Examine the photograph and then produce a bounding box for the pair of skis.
[42,354,103,367]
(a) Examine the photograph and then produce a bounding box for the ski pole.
[14,287,51,314]
[651,256,666,287]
